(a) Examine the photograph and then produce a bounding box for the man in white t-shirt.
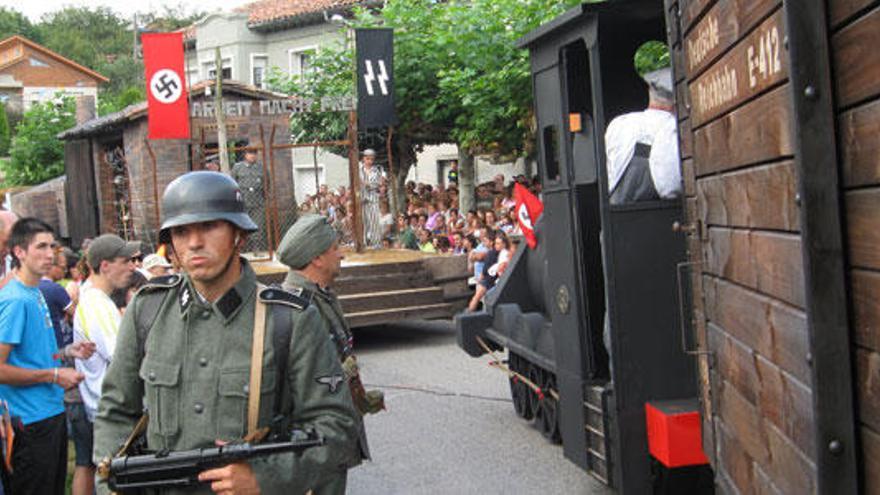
[72,233,137,494]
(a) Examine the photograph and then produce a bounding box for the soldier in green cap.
[93,172,360,494]
[278,214,385,494]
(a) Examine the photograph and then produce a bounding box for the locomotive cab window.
[542,125,561,183]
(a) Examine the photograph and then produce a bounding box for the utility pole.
[132,13,138,59]
[214,47,230,174]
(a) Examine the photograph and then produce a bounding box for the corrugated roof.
[242,0,366,28]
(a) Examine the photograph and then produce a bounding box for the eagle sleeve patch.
[316,374,346,394]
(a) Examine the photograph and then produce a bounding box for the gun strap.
[248,287,268,436]
[270,302,292,419]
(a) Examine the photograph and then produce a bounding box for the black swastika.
[154,74,179,100]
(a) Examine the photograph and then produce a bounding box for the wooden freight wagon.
[666,0,877,492]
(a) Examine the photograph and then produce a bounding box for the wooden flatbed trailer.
[253,249,469,328]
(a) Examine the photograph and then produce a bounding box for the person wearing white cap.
[140,253,173,279]
[604,67,681,204]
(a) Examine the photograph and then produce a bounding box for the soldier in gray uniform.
[94,172,360,494]
[231,149,268,252]
[278,214,385,494]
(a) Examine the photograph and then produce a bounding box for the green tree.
[2,97,75,186]
[271,0,582,212]
[0,7,41,42]
[138,4,207,32]
[634,40,670,75]
[37,7,131,71]
[0,102,10,156]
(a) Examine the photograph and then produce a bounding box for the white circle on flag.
[517,203,533,230]
[150,69,183,104]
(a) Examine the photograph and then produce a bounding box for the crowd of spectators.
[298,172,542,310]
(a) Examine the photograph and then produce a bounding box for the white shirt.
[604,108,681,199]
[73,286,121,421]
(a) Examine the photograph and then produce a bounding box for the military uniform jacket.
[94,261,360,494]
[283,271,370,460]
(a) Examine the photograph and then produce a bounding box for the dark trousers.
[3,413,67,495]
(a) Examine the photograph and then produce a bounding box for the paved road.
[347,319,611,495]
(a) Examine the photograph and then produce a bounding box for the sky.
[2,0,248,22]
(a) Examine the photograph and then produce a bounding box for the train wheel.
[508,354,534,420]
[538,371,561,443]
[527,363,542,423]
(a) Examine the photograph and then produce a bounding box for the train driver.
[604,67,681,204]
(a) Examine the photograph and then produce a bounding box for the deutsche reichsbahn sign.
[356,28,397,129]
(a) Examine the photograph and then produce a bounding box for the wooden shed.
[59,81,297,250]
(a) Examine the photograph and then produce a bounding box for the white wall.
[23,86,98,109]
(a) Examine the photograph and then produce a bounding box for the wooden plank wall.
[829,0,880,492]
[668,0,818,492]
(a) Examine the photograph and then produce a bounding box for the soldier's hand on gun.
[55,368,85,390]
[66,341,97,360]
[198,440,260,494]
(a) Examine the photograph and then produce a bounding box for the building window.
[251,55,268,88]
[29,57,49,67]
[288,47,316,77]
[204,59,232,80]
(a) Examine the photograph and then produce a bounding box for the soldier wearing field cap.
[94,172,360,494]
[279,214,384,494]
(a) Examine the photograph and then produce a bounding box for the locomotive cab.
[456,1,701,492]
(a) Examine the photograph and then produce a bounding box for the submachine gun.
[98,416,324,492]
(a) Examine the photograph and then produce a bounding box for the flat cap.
[278,214,337,269]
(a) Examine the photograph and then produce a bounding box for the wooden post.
[259,125,273,254]
[214,47,230,174]
[268,125,281,254]
[347,110,363,252]
[144,138,161,238]
[313,146,320,195]
[386,126,399,218]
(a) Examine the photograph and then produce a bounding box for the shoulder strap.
[247,288,268,435]
[258,285,308,420]
[270,303,292,419]
[133,274,183,360]
[135,290,167,361]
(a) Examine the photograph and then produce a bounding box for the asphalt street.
[346,319,611,495]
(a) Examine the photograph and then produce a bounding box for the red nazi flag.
[143,33,189,139]
[514,183,544,249]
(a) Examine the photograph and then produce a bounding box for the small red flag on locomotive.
[142,33,189,140]
[514,183,543,249]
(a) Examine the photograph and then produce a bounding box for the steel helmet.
[159,171,258,242]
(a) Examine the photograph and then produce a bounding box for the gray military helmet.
[159,171,258,241]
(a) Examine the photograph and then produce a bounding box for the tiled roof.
[0,35,109,83]
[242,0,365,28]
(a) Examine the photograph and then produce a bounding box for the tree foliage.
[634,40,670,75]
[272,0,581,163]
[0,7,41,42]
[3,97,75,186]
